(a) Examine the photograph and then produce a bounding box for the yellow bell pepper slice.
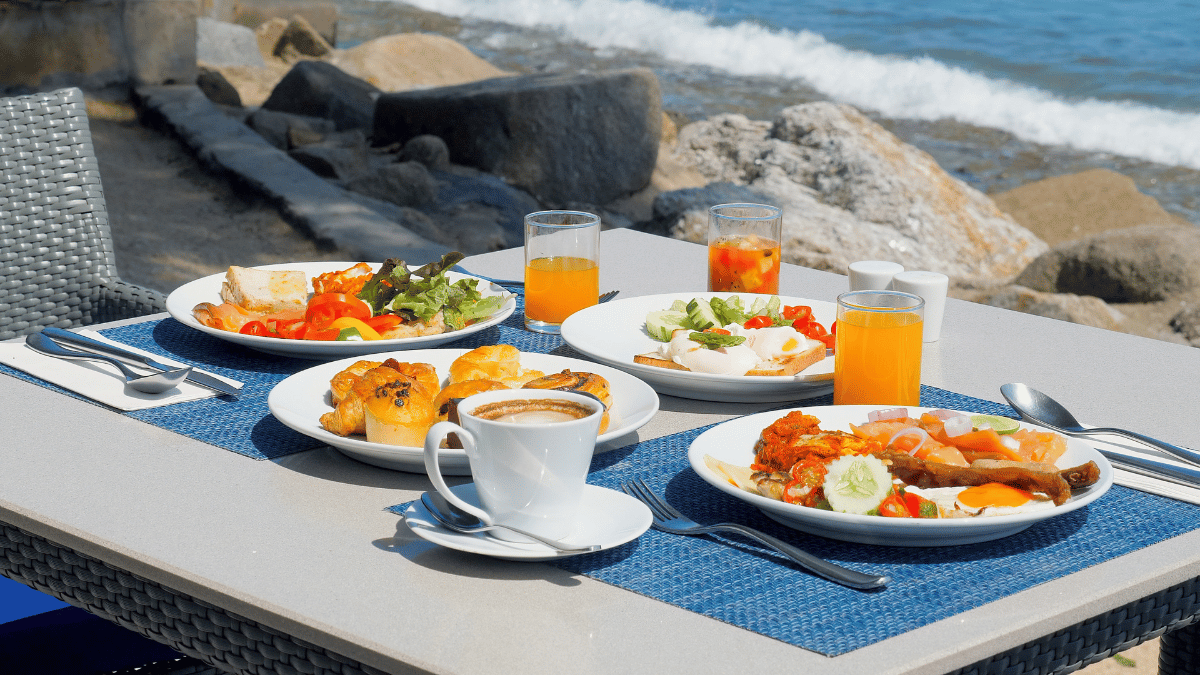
[328,316,383,341]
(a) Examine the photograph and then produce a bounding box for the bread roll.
[522,369,613,433]
[433,380,510,424]
[364,373,438,447]
[448,345,544,387]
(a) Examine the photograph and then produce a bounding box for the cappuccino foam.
[471,398,593,424]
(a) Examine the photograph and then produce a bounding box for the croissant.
[522,370,612,433]
[320,366,405,436]
[448,345,544,387]
[329,360,384,406]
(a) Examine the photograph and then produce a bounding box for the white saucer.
[404,483,652,561]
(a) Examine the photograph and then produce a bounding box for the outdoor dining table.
[2,228,1199,675]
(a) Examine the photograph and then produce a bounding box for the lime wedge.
[970,414,1020,435]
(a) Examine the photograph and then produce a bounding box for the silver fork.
[599,290,620,303]
[621,478,889,590]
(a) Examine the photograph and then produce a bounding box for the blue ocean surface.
[364,0,1200,222]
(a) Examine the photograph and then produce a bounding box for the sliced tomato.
[305,327,341,341]
[270,318,308,340]
[783,305,812,322]
[743,315,773,329]
[878,492,913,518]
[306,293,371,329]
[364,314,404,334]
[238,320,273,337]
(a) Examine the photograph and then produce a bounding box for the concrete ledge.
[134,84,449,264]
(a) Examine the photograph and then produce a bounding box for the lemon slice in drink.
[970,414,1020,435]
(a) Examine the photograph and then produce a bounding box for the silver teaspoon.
[419,492,601,553]
[1000,383,1200,468]
[26,332,191,395]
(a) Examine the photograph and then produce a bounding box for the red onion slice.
[887,427,930,456]
[868,407,908,423]
[943,415,974,437]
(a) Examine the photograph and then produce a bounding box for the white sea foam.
[397,0,1200,169]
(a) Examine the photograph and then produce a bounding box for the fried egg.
[729,325,820,362]
[904,483,1056,517]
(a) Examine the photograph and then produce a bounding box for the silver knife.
[1100,448,1200,490]
[41,326,243,397]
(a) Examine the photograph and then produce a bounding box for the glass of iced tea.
[833,290,925,406]
[524,210,601,334]
[708,203,783,294]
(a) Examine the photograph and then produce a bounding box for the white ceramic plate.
[268,348,660,474]
[166,262,516,359]
[404,484,652,561]
[560,292,835,403]
[687,405,1114,546]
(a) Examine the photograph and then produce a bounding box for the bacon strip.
[876,451,1100,505]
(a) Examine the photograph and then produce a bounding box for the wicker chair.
[0,87,166,341]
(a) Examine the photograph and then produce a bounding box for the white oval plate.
[269,348,660,474]
[687,405,1113,546]
[404,483,652,561]
[166,262,516,359]
[560,292,835,403]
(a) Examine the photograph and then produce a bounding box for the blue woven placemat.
[0,292,578,460]
[388,386,1200,656]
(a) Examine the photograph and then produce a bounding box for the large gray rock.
[289,130,370,181]
[661,103,1047,279]
[246,108,336,150]
[373,68,662,206]
[262,60,381,131]
[1015,225,1200,302]
[344,161,438,207]
[1170,306,1200,346]
[954,285,1126,331]
[196,17,265,68]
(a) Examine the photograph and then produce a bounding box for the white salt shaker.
[847,260,904,291]
[891,270,949,342]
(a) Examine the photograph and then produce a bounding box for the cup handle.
[423,421,493,525]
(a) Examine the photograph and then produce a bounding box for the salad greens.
[645,295,790,342]
[356,251,504,331]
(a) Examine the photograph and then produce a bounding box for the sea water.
[338,0,1200,223]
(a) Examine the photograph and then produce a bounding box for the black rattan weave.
[1,87,166,341]
[0,521,387,675]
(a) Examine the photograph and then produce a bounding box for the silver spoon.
[1000,383,1200,468]
[26,332,191,394]
[419,492,601,553]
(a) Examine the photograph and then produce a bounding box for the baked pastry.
[448,345,544,387]
[432,380,511,424]
[320,365,403,436]
[363,373,438,447]
[381,359,439,397]
[522,369,612,433]
[329,360,384,405]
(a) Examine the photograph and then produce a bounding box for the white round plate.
[166,262,516,359]
[268,348,660,474]
[687,405,1114,546]
[404,483,652,561]
[560,292,835,403]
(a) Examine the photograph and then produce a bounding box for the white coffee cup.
[848,260,904,291]
[423,389,604,542]
[891,270,949,342]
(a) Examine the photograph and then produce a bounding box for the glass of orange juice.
[524,210,600,334]
[833,290,925,406]
[708,203,783,294]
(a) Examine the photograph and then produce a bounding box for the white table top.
[3,229,1199,674]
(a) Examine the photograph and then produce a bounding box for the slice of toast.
[220,266,307,313]
[634,341,824,377]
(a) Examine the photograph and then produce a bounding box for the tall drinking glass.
[834,290,925,406]
[524,211,600,334]
[708,203,783,294]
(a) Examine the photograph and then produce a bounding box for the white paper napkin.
[0,330,244,411]
[1092,437,1200,506]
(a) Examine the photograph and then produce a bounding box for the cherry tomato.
[238,320,273,337]
[743,315,773,329]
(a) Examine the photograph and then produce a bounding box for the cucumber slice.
[710,297,747,326]
[645,310,690,341]
[670,299,689,312]
[686,298,722,330]
[749,296,768,315]
[822,455,894,515]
